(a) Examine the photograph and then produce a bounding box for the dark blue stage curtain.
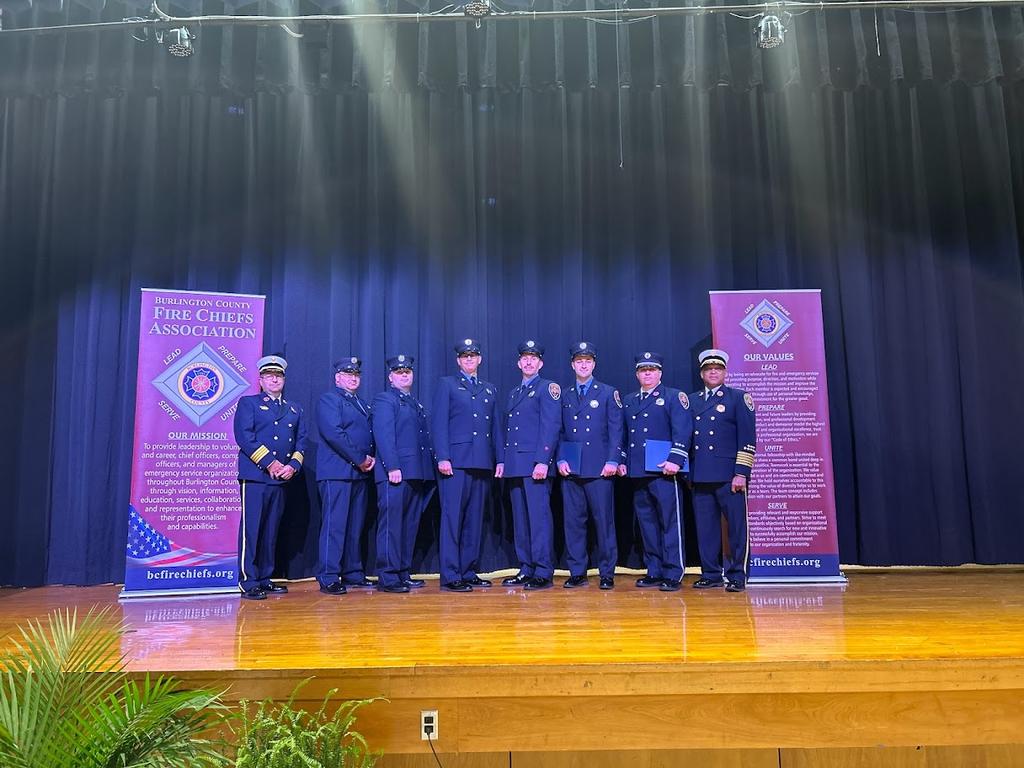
[2,1,1024,585]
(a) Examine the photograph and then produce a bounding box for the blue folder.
[644,439,689,473]
[558,442,582,475]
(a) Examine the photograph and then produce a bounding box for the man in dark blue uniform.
[498,340,561,591]
[433,338,502,593]
[315,356,376,596]
[556,342,624,590]
[618,352,693,592]
[233,354,307,601]
[372,354,436,594]
[689,349,757,593]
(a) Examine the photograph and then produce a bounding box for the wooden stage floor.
[3,570,1024,766]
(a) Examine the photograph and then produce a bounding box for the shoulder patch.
[678,392,689,409]
[744,393,755,412]
[613,390,622,408]
[549,382,561,401]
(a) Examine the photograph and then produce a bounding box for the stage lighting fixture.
[464,0,491,28]
[165,26,195,57]
[755,13,786,49]
[126,13,196,58]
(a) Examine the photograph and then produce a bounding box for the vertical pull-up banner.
[121,288,266,598]
[708,290,844,584]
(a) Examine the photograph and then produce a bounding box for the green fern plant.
[233,681,380,768]
[0,606,230,768]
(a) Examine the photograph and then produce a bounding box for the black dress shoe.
[563,575,588,588]
[403,578,426,589]
[726,581,746,593]
[464,576,492,587]
[260,582,288,594]
[524,577,554,591]
[320,581,347,595]
[240,587,266,601]
[378,582,411,594]
[343,577,375,588]
[659,579,682,592]
[693,578,725,589]
[441,581,473,592]
[635,576,664,588]
[502,573,531,586]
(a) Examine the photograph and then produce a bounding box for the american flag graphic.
[126,507,228,567]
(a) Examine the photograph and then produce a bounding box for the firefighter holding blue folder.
[618,352,694,591]
[556,342,625,590]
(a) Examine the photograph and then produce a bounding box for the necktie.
[578,385,585,399]
[705,389,711,401]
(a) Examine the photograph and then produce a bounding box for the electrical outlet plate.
[420,709,438,741]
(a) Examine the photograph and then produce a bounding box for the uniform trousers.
[562,476,617,578]
[693,481,749,585]
[508,477,554,580]
[438,468,489,584]
[375,479,432,589]
[238,480,285,592]
[631,476,685,582]
[316,478,371,586]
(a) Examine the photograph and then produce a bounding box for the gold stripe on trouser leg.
[672,478,683,575]
[742,487,750,578]
[238,480,249,591]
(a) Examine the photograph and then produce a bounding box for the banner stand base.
[119,587,239,600]
[748,573,849,587]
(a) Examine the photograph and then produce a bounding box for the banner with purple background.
[709,290,845,584]
[121,288,266,598]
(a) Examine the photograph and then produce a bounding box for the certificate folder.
[644,440,689,473]
[558,442,582,474]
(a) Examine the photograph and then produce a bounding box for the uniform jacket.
[234,393,307,484]
[371,387,435,481]
[432,374,502,470]
[689,385,757,482]
[501,376,561,478]
[622,386,693,478]
[558,379,625,478]
[315,387,375,481]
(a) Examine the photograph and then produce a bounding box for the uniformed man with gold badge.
[433,339,502,593]
[498,340,561,591]
[315,356,375,596]
[618,352,693,592]
[372,354,436,594]
[233,354,307,600]
[689,349,756,592]
[556,342,624,590]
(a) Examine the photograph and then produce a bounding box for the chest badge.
[589,400,599,408]
[716,403,726,413]
[655,398,665,406]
